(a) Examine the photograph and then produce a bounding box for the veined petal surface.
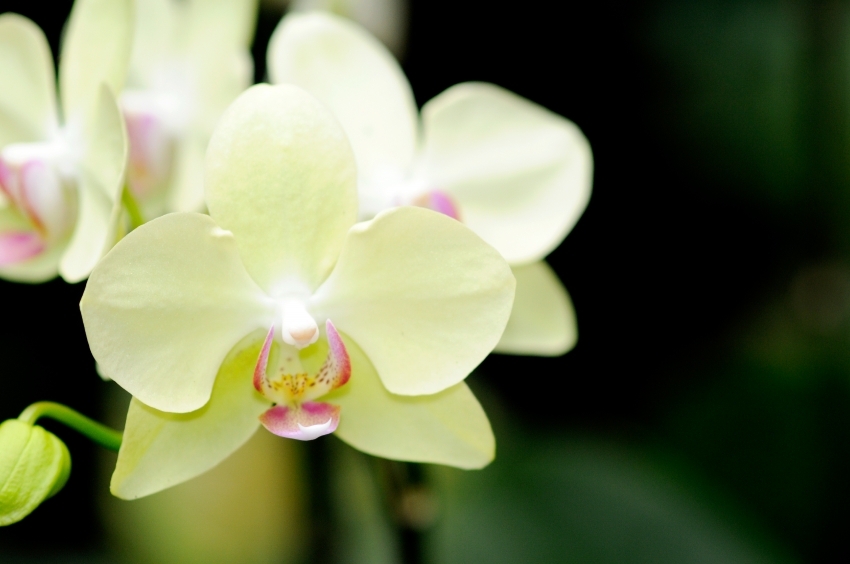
[0,15,57,146]
[60,0,133,119]
[321,334,495,469]
[311,206,515,396]
[422,82,593,265]
[81,213,273,413]
[111,330,272,499]
[205,84,357,295]
[59,85,128,283]
[494,261,578,356]
[268,12,418,190]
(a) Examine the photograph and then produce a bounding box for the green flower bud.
[0,419,71,526]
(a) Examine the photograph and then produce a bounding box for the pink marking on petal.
[0,160,13,199]
[253,325,275,392]
[413,190,462,221]
[323,320,351,389]
[259,401,340,441]
[0,231,44,265]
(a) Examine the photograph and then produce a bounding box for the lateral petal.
[59,85,128,283]
[311,206,515,396]
[325,334,495,469]
[268,12,418,195]
[494,261,578,356]
[60,0,133,120]
[111,330,272,499]
[0,14,58,146]
[422,82,593,265]
[81,213,273,413]
[204,84,358,294]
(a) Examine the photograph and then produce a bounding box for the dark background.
[2,0,849,562]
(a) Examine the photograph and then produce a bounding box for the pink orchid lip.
[124,111,173,200]
[0,231,45,266]
[412,190,462,221]
[259,402,341,440]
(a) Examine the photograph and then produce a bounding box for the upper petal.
[268,12,418,190]
[183,0,259,52]
[60,0,133,119]
[81,213,273,413]
[494,261,578,356]
[111,330,272,499]
[0,14,58,146]
[59,84,128,283]
[422,82,593,265]
[204,84,358,295]
[323,334,495,469]
[311,206,515,396]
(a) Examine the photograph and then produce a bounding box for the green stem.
[18,402,122,452]
[122,185,145,230]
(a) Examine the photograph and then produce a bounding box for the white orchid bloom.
[0,0,132,283]
[268,12,593,356]
[120,0,257,219]
[81,84,515,499]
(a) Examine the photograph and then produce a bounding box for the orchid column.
[0,0,131,283]
[81,84,515,499]
[269,12,593,356]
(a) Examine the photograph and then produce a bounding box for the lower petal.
[0,230,43,265]
[259,402,340,441]
[325,333,495,469]
[494,261,578,356]
[111,330,272,500]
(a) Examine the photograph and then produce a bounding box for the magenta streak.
[427,190,461,221]
[325,320,351,388]
[0,231,44,265]
[253,325,275,392]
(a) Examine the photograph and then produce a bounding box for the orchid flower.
[0,0,131,283]
[80,84,515,499]
[121,0,257,219]
[268,12,593,356]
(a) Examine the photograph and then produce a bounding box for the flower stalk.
[17,401,123,452]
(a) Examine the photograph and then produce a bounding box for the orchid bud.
[0,419,71,526]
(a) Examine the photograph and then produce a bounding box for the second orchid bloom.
[81,84,515,498]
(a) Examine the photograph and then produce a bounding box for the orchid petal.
[81,213,273,413]
[494,261,578,356]
[184,0,259,52]
[259,402,340,441]
[204,84,357,294]
[422,82,593,265]
[127,0,175,86]
[59,85,128,283]
[0,14,57,146]
[321,334,495,469]
[60,0,133,119]
[111,330,272,499]
[166,134,207,213]
[311,206,515,396]
[0,208,62,282]
[268,12,418,194]
[0,231,44,266]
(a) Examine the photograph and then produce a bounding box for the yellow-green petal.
[0,14,57,146]
[126,0,175,86]
[494,261,578,356]
[111,331,272,499]
[0,205,64,282]
[321,335,494,469]
[81,213,273,414]
[422,82,593,265]
[205,84,357,295]
[183,0,259,52]
[60,0,133,120]
[59,84,128,283]
[311,206,515,396]
[268,12,418,191]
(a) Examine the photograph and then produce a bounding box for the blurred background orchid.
[3,0,850,563]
